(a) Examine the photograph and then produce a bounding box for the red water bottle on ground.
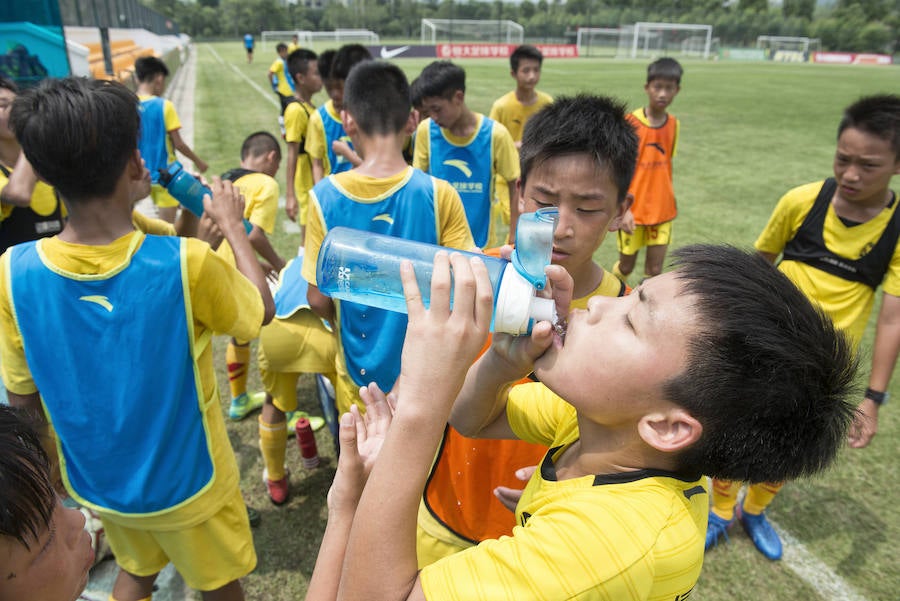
[295,417,319,468]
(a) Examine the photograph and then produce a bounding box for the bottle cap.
[494,263,557,335]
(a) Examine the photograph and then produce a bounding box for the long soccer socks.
[259,416,289,505]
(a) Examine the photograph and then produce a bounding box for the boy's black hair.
[287,48,318,81]
[10,77,140,204]
[416,60,466,100]
[519,94,637,203]
[838,94,900,160]
[409,76,424,109]
[0,405,55,550]
[134,56,169,82]
[317,49,337,82]
[666,245,856,483]
[330,44,373,82]
[510,44,543,72]
[647,57,682,85]
[241,131,281,160]
[276,42,288,52]
[0,76,18,94]
[345,60,410,137]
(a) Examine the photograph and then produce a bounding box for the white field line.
[769,518,869,601]
[207,45,280,109]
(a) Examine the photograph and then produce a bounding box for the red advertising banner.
[812,52,893,65]
[436,44,579,59]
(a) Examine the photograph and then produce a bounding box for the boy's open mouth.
[553,316,568,343]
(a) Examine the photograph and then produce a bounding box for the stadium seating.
[86,39,155,83]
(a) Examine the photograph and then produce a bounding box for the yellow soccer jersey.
[137,94,181,164]
[0,232,264,530]
[420,383,706,601]
[215,172,280,267]
[755,180,900,345]
[0,169,66,223]
[131,210,176,236]
[284,99,315,210]
[488,90,554,143]
[268,58,293,98]
[305,100,346,177]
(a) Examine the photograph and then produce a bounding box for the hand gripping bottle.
[156,161,253,234]
[315,208,559,335]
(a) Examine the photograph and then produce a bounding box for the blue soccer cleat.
[705,511,733,551]
[739,509,783,560]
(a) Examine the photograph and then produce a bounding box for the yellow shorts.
[416,498,474,569]
[101,487,256,591]
[150,184,179,208]
[258,309,337,413]
[617,221,673,255]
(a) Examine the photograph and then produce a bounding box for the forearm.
[0,153,38,207]
[305,507,356,601]
[307,284,335,324]
[449,349,518,438]
[339,406,444,601]
[312,159,324,184]
[249,226,286,272]
[286,145,299,201]
[868,293,900,392]
[223,223,275,324]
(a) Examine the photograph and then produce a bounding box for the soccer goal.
[619,22,714,59]
[261,29,379,52]
[421,19,525,45]
[756,35,820,59]
[576,27,625,57]
[261,30,299,52]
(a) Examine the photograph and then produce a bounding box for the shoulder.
[537,90,553,104]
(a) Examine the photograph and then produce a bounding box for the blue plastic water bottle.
[157,161,253,234]
[316,208,559,335]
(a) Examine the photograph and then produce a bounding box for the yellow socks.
[742,482,783,515]
[612,260,630,284]
[711,479,742,521]
[226,341,250,399]
[259,415,288,481]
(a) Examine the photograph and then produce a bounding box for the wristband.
[865,387,889,406]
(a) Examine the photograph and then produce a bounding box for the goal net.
[421,19,525,45]
[576,27,625,57]
[756,36,820,59]
[618,22,713,59]
[262,29,379,52]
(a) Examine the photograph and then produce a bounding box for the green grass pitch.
[191,41,898,601]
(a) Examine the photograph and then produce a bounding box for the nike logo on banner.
[372,214,394,225]
[443,159,472,178]
[380,46,410,59]
[79,295,114,312]
[648,142,666,155]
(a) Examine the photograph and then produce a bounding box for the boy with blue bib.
[0,77,275,601]
[302,60,474,417]
[413,60,520,248]
[135,56,208,225]
[305,44,369,184]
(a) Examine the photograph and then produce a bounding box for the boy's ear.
[608,193,634,232]
[637,408,702,453]
[126,149,145,179]
[341,110,357,136]
[516,179,526,213]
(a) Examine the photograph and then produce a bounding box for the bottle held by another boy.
[157,161,253,234]
[317,208,559,335]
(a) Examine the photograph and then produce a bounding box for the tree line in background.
[150,0,897,54]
